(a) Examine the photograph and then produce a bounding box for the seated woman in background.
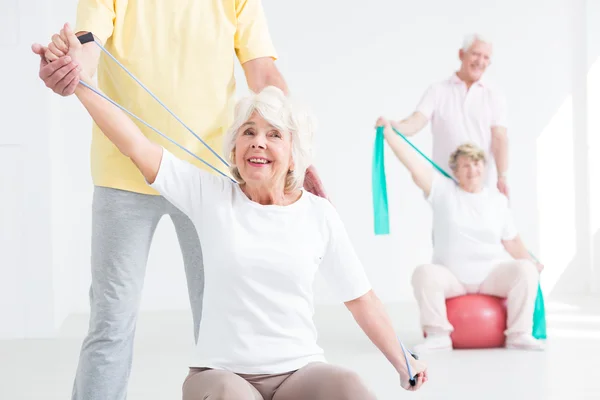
[376,117,544,354]
[38,26,428,400]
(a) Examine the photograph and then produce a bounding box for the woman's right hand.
[44,23,87,78]
[375,116,391,130]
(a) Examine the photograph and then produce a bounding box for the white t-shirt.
[150,149,372,374]
[428,175,517,285]
[416,74,508,187]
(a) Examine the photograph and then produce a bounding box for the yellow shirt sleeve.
[234,0,278,64]
[74,0,117,44]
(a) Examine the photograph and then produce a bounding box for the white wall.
[586,0,600,294]
[260,0,589,303]
[2,0,596,339]
[2,0,57,339]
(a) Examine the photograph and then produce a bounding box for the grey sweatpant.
[71,186,204,400]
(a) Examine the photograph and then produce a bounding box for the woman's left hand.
[400,367,428,391]
[399,355,428,391]
[45,24,86,74]
[535,262,544,273]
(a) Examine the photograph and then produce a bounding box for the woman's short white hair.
[461,33,492,51]
[222,86,315,192]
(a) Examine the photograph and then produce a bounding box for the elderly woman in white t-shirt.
[49,27,428,399]
[376,117,544,354]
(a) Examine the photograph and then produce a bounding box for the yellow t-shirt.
[75,0,277,195]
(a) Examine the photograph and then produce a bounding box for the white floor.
[2,296,599,400]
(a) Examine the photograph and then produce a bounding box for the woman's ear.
[230,149,236,165]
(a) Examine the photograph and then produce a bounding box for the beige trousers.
[182,362,377,400]
[411,260,540,337]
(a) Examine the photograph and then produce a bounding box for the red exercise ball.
[446,294,507,349]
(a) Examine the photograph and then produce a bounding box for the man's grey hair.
[461,33,492,52]
[222,86,315,192]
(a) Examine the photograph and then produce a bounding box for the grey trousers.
[71,186,204,400]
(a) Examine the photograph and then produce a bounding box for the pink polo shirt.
[415,74,508,187]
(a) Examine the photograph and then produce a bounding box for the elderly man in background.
[380,33,510,196]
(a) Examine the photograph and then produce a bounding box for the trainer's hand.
[303,165,329,200]
[32,43,81,96]
[497,175,510,198]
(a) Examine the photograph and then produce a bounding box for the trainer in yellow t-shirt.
[75,0,278,195]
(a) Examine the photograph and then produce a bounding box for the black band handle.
[77,32,95,44]
[409,352,418,386]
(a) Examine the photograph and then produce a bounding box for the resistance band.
[76,33,234,182]
[372,125,547,340]
[528,252,547,340]
[399,340,419,386]
[73,34,438,371]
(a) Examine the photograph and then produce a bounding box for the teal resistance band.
[528,252,547,339]
[372,125,547,339]
[372,127,390,234]
[372,126,454,236]
[76,33,234,182]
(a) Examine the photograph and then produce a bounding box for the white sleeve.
[149,148,227,221]
[318,202,372,303]
[426,174,452,205]
[415,84,437,120]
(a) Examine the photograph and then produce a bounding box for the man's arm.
[73,0,117,77]
[490,87,509,196]
[241,57,288,95]
[235,0,285,94]
[32,44,80,96]
[378,118,433,196]
[492,125,509,195]
[391,111,428,137]
[392,83,436,137]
